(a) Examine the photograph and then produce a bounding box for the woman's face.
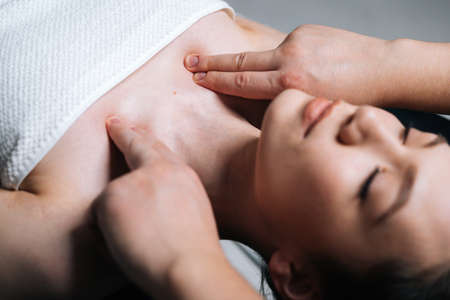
[255,89,450,273]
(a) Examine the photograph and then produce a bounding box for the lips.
[302,98,334,137]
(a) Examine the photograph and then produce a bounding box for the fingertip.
[105,115,135,142]
[105,116,142,165]
[184,54,200,70]
[105,115,126,146]
[106,115,122,129]
[193,72,207,82]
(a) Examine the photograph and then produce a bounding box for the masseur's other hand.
[94,116,222,298]
[185,24,390,105]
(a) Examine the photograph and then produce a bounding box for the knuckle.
[131,169,151,186]
[268,75,283,96]
[152,140,173,155]
[279,42,302,59]
[203,55,208,69]
[143,159,184,180]
[98,172,151,215]
[169,162,195,178]
[235,72,249,89]
[235,52,247,71]
[293,24,315,35]
[109,172,146,196]
[200,72,213,86]
[98,185,127,219]
[279,71,303,89]
[148,161,173,177]
[107,178,128,197]
[168,163,198,183]
[180,164,198,179]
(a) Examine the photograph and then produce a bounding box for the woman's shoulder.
[235,16,287,50]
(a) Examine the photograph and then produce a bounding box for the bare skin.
[95,90,450,300]
[95,116,263,300]
[185,24,450,113]
[94,24,450,300]
[0,11,284,299]
[254,90,450,300]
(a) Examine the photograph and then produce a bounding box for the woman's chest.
[19,11,257,200]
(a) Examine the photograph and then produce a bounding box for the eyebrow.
[374,165,417,225]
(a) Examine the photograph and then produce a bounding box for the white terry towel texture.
[0,0,235,190]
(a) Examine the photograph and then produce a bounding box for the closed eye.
[402,123,448,148]
[359,167,380,203]
[402,124,412,144]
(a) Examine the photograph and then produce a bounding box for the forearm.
[166,254,263,300]
[382,38,450,114]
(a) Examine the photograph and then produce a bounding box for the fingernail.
[187,55,199,68]
[107,116,120,126]
[194,72,206,81]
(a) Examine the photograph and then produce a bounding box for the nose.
[338,106,395,146]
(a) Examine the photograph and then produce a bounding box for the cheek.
[295,148,360,206]
[257,141,372,249]
[278,156,362,245]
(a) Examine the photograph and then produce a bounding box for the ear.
[268,250,321,300]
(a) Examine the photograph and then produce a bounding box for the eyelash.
[402,123,413,144]
[359,123,413,203]
[359,167,380,203]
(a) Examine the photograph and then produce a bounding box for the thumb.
[106,115,150,170]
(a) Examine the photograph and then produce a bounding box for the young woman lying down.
[1,0,449,299]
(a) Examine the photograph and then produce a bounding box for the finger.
[106,116,180,170]
[185,50,278,73]
[106,116,146,169]
[193,70,284,99]
[106,116,154,170]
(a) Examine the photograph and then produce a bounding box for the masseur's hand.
[185,24,390,105]
[94,116,222,298]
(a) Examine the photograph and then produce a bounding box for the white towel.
[0,0,235,190]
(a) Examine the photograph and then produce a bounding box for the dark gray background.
[227,0,450,42]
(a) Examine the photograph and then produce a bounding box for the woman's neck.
[161,93,274,256]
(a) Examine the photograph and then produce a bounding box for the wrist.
[144,248,261,300]
[372,38,411,107]
[379,38,450,113]
[169,250,228,279]
[379,38,415,107]
[167,251,231,298]
[353,36,396,108]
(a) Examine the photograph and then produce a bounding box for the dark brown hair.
[260,256,450,300]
